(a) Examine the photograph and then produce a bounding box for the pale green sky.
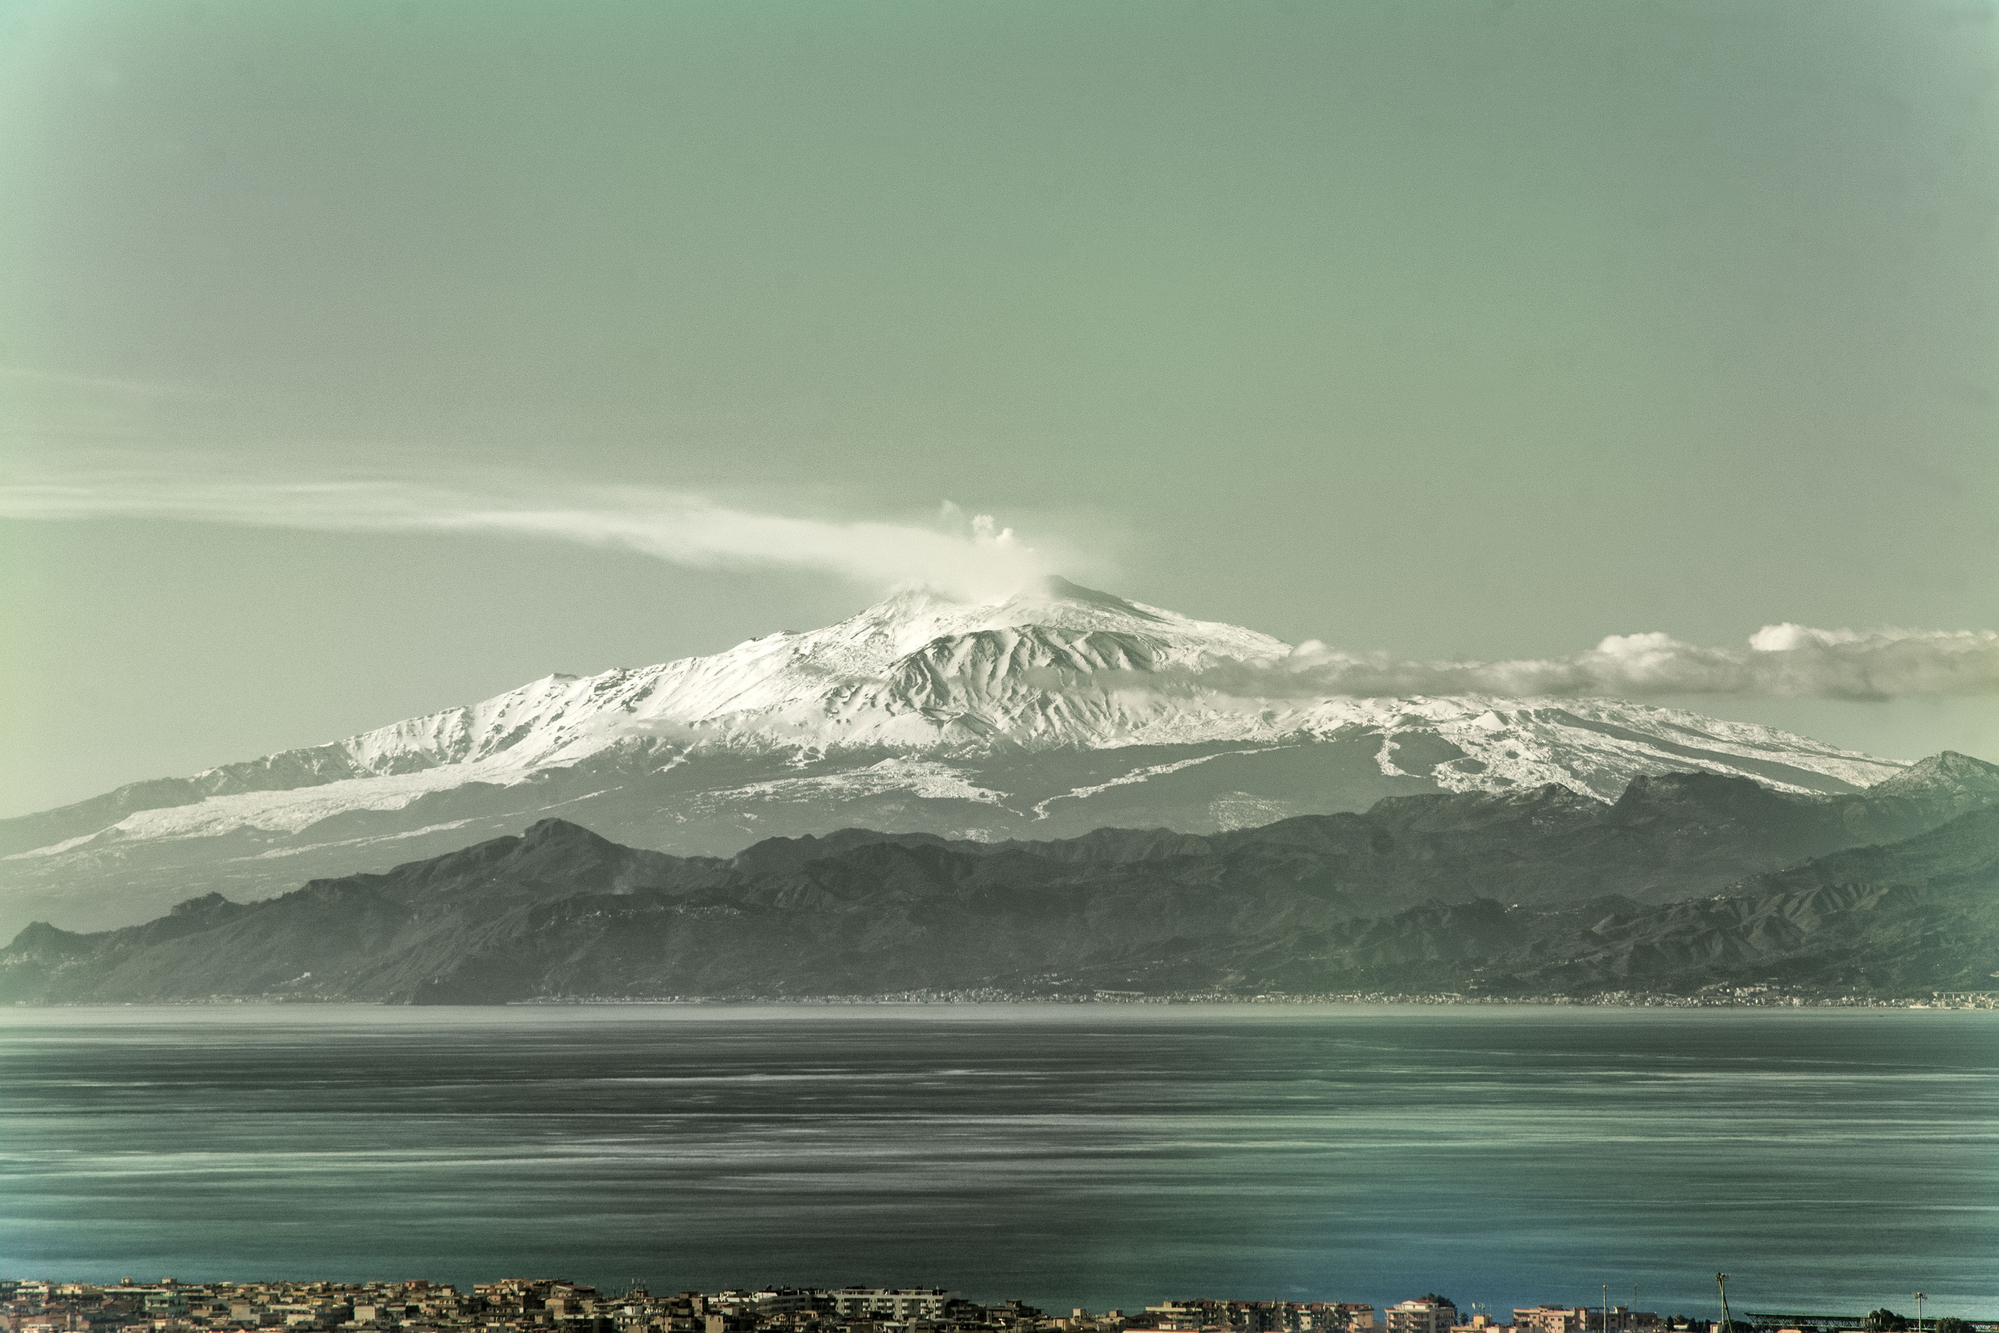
[2,0,1996,815]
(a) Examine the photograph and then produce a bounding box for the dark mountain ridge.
[5,754,1996,1005]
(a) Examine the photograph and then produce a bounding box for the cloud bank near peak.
[1242,625,1999,702]
[0,473,1056,600]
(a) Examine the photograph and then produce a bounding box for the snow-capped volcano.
[0,577,1906,933]
[296,576,1291,778]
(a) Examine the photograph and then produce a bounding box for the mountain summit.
[0,578,1905,933]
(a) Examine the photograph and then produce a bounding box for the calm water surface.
[1,1006,1994,1318]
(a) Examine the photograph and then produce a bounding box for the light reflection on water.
[1,1005,1994,1318]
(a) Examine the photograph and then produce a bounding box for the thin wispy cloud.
[0,473,1052,599]
[0,365,220,401]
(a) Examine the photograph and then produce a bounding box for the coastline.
[8,991,1996,1010]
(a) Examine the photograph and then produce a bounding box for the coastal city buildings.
[0,1278,1981,1333]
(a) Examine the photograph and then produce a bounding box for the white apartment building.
[1387,1301,1460,1333]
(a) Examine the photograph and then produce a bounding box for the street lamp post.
[1914,1294,1926,1333]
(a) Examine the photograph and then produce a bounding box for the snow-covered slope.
[170,579,1289,789]
[0,577,1906,933]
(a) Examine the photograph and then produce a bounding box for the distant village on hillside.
[3,1278,1989,1333]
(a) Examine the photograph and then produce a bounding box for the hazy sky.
[2,0,1996,816]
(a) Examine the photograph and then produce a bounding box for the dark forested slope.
[5,756,1995,1003]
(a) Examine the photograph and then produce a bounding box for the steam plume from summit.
[0,471,1053,600]
[7,466,1994,701]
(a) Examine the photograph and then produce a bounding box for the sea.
[2,1005,1994,1320]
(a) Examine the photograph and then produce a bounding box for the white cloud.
[1246,626,1999,701]
[0,473,1052,600]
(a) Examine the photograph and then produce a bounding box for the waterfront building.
[1513,1310,1583,1333]
[828,1291,960,1322]
[1387,1303,1459,1333]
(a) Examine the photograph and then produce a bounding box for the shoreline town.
[4,1280,1992,1333]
